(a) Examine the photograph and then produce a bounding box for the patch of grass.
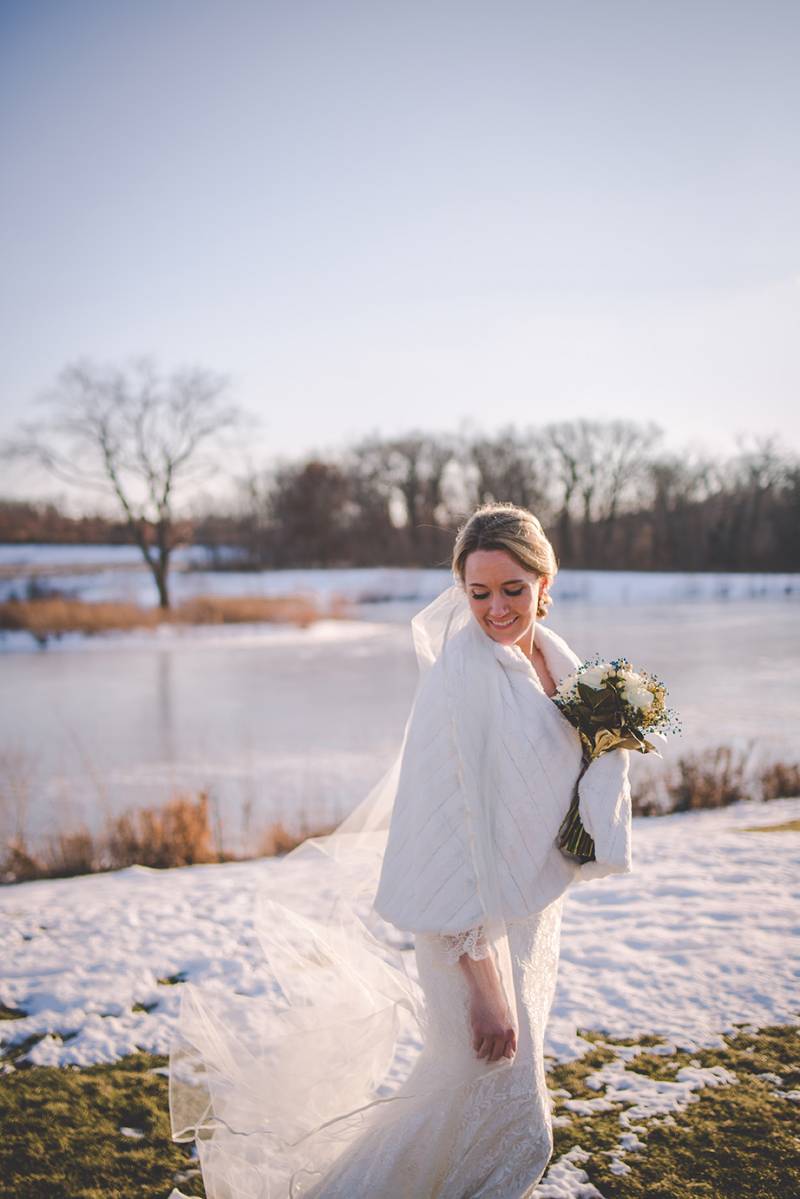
[545,1023,800,1198]
[0,1051,204,1199]
[0,591,336,645]
[761,761,800,802]
[741,818,800,833]
[255,815,339,857]
[1,789,338,884]
[0,1003,27,1020]
[632,746,800,816]
[156,972,188,987]
[1,1026,798,1198]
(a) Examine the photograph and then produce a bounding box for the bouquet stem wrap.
[557,758,595,863]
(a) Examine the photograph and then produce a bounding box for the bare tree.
[544,419,661,564]
[464,426,554,521]
[352,432,456,562]
[3,357,246,608]
[541,421,582,562]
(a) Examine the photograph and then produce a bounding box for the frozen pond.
[1,559,798,851]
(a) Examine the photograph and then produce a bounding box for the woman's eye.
[470,588,524,600]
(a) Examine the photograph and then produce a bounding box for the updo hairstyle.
[451,502,558,621]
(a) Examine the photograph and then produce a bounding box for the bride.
[169,502,633,1199]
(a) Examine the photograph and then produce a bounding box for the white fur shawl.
[373,609,632,935]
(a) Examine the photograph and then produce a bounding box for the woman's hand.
[458,956,517,1063]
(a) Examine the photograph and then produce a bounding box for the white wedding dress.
[169,588,632,1199]
[303,900,564,1199]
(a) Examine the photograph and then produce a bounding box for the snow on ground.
[1,797,797,1077]
[1,548,798,610]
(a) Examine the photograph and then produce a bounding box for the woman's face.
[463,548,547,651]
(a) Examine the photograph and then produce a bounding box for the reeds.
[630,745,800,816]
[0,593,346,645]
[760,760,800,802]
[105,791,218,869]
[0,789,339,885]
[1,747,797,885]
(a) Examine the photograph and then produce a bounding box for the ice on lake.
[1,559,798,851]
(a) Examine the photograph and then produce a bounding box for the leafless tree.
[3,356,246,607]
[351,432,456,562]
[463,426,554,522]
[544,419,661,563]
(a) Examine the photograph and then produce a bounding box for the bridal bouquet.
[553,657,679,862]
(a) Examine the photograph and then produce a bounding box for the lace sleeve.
[439,926,491,966]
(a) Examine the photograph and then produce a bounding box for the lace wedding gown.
[304,900,564,1199]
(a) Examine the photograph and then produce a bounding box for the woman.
[169,503,632,1199]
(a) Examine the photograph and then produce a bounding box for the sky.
[1,0,799,504]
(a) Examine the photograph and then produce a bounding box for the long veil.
[168,584,524,1199]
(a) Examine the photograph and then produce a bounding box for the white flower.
[623,682,654,711]
[579,664,612,690]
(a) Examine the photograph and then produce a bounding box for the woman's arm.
[443,930,516,1063]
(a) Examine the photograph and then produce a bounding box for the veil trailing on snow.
[168,582,609,1198]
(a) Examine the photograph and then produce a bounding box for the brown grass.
[0,593,340,644]
[0,789,338,885]
[256,816,338,857]
[740,818,800,833]
[2,744,798,885]
[105,792,219,869]
[760,760,800,801]
[631,745,800,816]
[635,744,748,815]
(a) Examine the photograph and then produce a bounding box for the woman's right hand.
[459,957,517,1062]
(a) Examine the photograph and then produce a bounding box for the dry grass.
[670,743,748,810]
[171,594,321,627]
[256,816,339,857]
[634,744,748,815]
[2,1027,798,1198]
[630,745,800,816]
[105,792,218,869]
[0,791,337,885]
[0,593,342,644]
[2,744,798,885]
[741,817,800,833]
[760,760,800,801]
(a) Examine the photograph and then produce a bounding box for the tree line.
[2,357,798,608]
[197,426,800,574]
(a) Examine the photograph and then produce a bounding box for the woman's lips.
[487,615,517,629]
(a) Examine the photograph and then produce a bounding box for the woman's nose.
[489,595,509,615]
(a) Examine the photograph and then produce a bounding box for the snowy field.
[1,546,799,610]
[2,796,797,1075]
[3,793,798,1198]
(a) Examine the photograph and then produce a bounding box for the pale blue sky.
[2,0,799,502]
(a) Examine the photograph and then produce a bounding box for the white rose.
[624,683,654,711]
[579,664,612,690]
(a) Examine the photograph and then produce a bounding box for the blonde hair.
[451,502,558,620]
